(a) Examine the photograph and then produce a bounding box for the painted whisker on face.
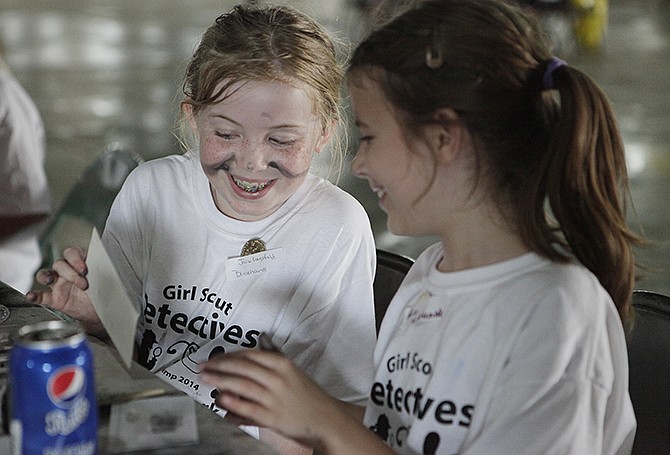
[216,155,235,171]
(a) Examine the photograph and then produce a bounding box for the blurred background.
[1,0,668,295]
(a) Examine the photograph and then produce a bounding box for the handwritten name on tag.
[226,248,284,281]
[401,291,443,328]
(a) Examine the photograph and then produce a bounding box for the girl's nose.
[351,152,366,178]
[240,141,267,171]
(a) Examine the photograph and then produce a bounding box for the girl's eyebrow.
[211,114,241,126]
[211,114,307,131]
[267,123,304,131]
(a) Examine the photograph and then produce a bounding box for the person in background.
[0,44,52,293]
[27,5,377,454]
[198,1,641,454]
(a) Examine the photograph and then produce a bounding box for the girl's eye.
[355,136,373,155]
[215,132,237,140]
[270,137,296,146]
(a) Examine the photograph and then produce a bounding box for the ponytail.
[536,64,641,327]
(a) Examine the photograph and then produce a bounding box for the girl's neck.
[436,205,529,273]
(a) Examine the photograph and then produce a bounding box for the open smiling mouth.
[232,176,274,194]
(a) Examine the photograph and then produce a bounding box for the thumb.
[25,290,53,307]
[35,269,58,287]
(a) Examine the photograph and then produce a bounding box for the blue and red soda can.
[9,320,98,454]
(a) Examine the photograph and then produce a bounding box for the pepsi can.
[9,320,98,455]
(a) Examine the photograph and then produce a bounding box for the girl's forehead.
[208,79,319,115]
[349,77,390,112]
[347,66,386,88]
[199,79,323,132]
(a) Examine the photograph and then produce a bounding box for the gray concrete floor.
[1,0,668,295]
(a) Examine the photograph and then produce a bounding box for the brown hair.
[348,0,642,326]
[180,4,346,178]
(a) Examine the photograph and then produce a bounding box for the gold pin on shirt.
[241,238,266,256]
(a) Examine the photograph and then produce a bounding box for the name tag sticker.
[226,247,284,281]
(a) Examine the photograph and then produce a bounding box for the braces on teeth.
[234,177,269,193]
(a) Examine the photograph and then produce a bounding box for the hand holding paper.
[85,228,139,369]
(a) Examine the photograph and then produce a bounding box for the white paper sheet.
[107,396,199,452]
[86,228,139,369]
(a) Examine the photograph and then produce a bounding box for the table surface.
[0,281,279,455]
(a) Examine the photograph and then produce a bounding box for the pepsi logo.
[47,365,86,408]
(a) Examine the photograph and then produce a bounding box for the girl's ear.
[315,119,336,154]
[181,100,198,133]
[427,108,463,165]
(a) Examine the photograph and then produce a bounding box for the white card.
[107,395,199,452]
[226,247,284,282]
[86,228,139,369]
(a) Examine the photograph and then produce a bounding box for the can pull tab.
[0,305,9,325]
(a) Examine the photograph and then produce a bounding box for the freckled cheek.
[274,145,314,175]
[198,137,232,166]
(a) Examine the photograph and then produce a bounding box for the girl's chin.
[386,216,419,238]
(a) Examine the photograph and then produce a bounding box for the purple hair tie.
[543,57,567,90]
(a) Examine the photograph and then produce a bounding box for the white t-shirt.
[364,243,636,455]
[0,67,51,293]
[102,151,377,414]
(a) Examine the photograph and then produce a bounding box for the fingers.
[28,269,58,305]
[62,246,88,276]
[25,289,53,306]
[26,270,63,310]
[217,390,269,426]
[58,247,88,290]
[222,411,256,427]
[33,246,89,289]
[52,257,88,291]
[201,349,340,447]
[202,350,290,389]
[200,351,286,423]
[34,268,58,287]
[201,351,278,395]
